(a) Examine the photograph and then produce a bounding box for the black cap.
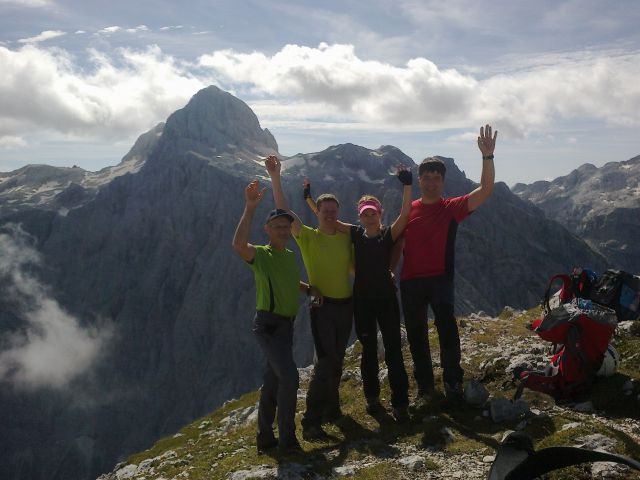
[265,208,294,224]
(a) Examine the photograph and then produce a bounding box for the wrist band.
[482,155,494,160]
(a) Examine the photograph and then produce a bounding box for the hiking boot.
[365,397,384,416]
[302,424,328,441]
[411,389,433,409]
[322,408,344,424]
[278,439,304,455]
[392,406,410,424]
[442,382,464,411]
[256,436,278,453]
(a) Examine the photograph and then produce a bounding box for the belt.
[257,310,296,322]
[322,296,353,305]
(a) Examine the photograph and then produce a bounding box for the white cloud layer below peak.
[0,226,112,390]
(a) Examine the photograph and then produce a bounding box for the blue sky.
[1,0,639,185]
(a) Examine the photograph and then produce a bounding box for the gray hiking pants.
[253,310,300,446]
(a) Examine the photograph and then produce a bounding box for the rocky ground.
[97,307,640,480]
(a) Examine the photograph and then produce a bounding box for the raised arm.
[467,124,497,212]
[390,166,413,241]
[265,155,303,235]
[303,178,318,215]
[232,180,265,262]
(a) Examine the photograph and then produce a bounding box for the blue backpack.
[590,270,640,321]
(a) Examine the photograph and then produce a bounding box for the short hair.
[316,193,340,210]
[418,157,446,177]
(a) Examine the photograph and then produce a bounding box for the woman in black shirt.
[304,168,412,421]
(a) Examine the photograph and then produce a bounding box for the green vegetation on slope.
[112,307,640,480]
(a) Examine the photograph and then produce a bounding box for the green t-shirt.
[294,224,352,299]
[248,245,301,317]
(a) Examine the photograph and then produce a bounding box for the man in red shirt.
[397,124,497,408]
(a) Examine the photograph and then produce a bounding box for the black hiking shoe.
[322,409,344,424]
[442,382,464,411]
[411,389,434,409]
[278,439,304,455]
[392,406,410,424]
[365,397,384,417]
[256,437,278,454]
[302,424,328,441]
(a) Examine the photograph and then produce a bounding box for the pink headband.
[358,200,382,215]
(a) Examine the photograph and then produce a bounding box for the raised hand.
[245,180,266,209]
[396,164,413,186]
[264,155,281,176]
[477,124,498,156]
[303,177,311,199]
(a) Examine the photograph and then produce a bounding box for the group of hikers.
[232,124,498,454]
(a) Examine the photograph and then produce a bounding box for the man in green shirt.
[265,156,353,441]
[232,179,318,454]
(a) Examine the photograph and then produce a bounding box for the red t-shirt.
[400,195,471,281]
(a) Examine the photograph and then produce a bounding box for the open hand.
[477,124,497,156]
[245,180,266,209]
[264,155,281,175]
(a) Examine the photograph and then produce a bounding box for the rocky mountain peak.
[513,156,640,272]
[159,85,278,156]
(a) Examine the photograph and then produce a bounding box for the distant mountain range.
[512,156,640,273]
[0,86,633,480]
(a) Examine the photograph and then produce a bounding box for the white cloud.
[200,43,478,128]
[75,30,86,34]
[0,44,205,140]
[445,131,478,143]
[17,30,66,44]
[160,25,184,31]
[125,25,149,33]
[0,225,111,390]
[199,43,640,135]
[0,0,52,7]
[97,26,121,34]
[1,41,639,148]
[0,135,27,148]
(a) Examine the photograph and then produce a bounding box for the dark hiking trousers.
[354,295,409,408]
[253,311,300,447]
[400,276,464,393]
[302,298,353,429]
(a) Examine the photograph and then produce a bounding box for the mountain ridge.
[0,85,631,480]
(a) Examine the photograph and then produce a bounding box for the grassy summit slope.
[99,308,640,480]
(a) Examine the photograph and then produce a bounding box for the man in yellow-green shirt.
[266,156,353,441]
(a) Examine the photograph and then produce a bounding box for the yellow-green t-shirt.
[294,224,352,299]
[248,245,300,317]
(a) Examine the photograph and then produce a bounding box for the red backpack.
[516,273,617,401]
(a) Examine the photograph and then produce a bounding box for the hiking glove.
[397,170,412,186]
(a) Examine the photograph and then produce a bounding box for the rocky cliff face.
[0,86,611,480]
[512,156,640,273]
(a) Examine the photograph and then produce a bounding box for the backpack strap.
[268,277,275,313]
[544,274,572,313]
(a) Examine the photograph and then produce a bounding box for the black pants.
[253,311,299,446]
[400,276,464,393]
[302,298,353,429]
[354,295,409,408]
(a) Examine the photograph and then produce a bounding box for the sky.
[1,0,639,186]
